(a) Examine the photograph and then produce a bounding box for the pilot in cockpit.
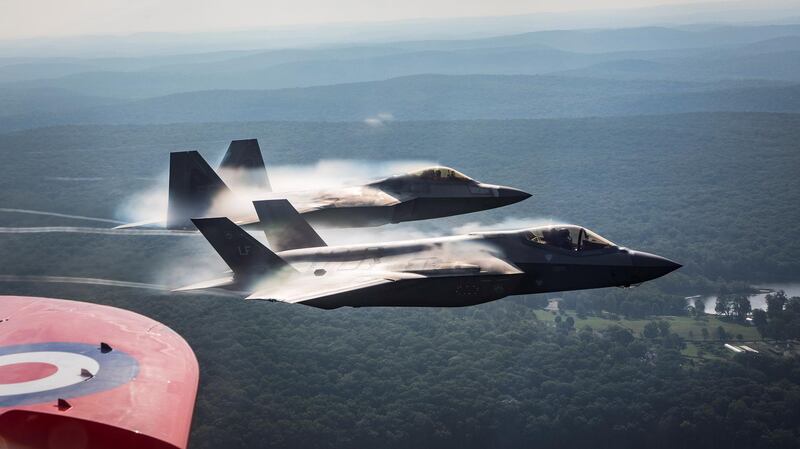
[542,228,574,251]
[525,226,616,252]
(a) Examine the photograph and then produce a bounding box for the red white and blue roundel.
[0,342,138,408]
[0,296,198,449]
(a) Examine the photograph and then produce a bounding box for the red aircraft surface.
[0,295,198,449]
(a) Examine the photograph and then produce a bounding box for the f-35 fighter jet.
[117,139,530,230]
[176,200,681,309]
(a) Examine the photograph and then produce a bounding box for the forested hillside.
[0,280,796,449]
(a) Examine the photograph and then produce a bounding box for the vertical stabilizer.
[191,217,294,277]
[253,199,326,251]
[167,151,233,229]
[219,139,271,191]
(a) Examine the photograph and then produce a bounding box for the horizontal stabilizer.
[172,275,236,292]
[191,217,295,277]
[114,219,165,230]
[253,199,326,251]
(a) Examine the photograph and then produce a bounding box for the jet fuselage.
[122,149,530,230]
[215,226,679,309]
[242,178,530,229]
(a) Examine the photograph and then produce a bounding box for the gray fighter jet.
[117,139,530,230]
[176,200,681,309]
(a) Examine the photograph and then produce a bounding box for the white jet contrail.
[0,275,239,297]
[0,227,198,236]
[45,177,105,182]
[0,275,167,291]
[0,208,125,225]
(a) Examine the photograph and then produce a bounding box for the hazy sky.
[0,0,742,40]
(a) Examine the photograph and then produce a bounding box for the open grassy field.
[534,310,764,360]
[534,310,761,342]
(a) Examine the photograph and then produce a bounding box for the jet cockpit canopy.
[406,166,474,182]
[524,226,616,251]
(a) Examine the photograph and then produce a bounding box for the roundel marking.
[0,362,58,383]
[0,352,99,396]
[0,342,138,408]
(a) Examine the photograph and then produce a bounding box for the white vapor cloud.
[364,113,395,127]
[116,159,436,224]
[318,216,567,248]
[452,216,566,234]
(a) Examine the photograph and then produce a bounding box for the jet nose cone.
[497,186,532,203]
[630,251,681,282]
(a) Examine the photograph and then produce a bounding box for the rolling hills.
[0,75,797,131]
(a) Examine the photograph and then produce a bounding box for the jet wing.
[291,186,402,212]
[246,271,424,306]
[172,275,235,292]
[113,218,166,229]
[246,255,522,309]
[0,296,198,449]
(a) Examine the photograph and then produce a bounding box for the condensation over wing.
[0,296,199,449]
[245,271,422,305]
[245,254,522,308]
[300,186,401,211]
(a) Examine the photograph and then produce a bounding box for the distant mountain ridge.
[1,74,797,132]
[0,87,122,117]
[388,24,800,53]
[2,24,800,99]
[1,22,799,131]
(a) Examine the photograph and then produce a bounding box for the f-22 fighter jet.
[118,139,530,230]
